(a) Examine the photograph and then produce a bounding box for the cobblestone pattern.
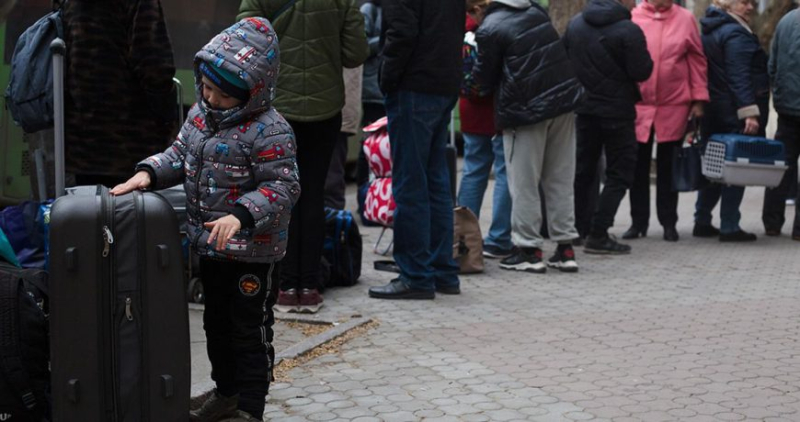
[261,187,800,421]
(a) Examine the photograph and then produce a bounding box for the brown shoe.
[189,389,238,422]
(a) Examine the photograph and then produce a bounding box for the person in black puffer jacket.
[473,0,584,274]
[564,0,653,254]
[694,1,769,242]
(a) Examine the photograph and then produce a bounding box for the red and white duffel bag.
[362,117,395,227]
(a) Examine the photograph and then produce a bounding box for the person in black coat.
[694,0,769,242]
[564,0,653,254]
[368,0,465,299]
[473,0,584,274]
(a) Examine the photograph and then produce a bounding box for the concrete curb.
[190,316,373,398]
[275,316,371,363]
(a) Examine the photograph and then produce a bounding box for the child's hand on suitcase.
[205,215,242,251]
[110,171,151,195]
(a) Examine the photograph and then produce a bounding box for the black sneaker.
[584,235,631,255]
[482,243,515,259]
[547,245,579,273]
[719,230,757,242]
[190,389,238,422]
[499,248,546,273]
[693,223,720,237]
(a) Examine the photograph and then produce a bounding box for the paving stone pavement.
[228,182,800,421]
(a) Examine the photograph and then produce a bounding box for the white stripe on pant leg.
[261,263,275,380]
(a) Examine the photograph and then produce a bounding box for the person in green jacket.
[237,0,368,313]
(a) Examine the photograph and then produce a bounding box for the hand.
[690,102,705,118]
[110,171,151,195]
[743,116,759,135]
[204,215,242,251]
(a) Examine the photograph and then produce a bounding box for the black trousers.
[762,113,800,235]
[574,115,637,237]
[201,258,280,418]
[629,131,681,229]
[323,131,350,210]
[282,114,342,290]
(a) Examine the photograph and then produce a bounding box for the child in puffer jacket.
[111,17,300,422]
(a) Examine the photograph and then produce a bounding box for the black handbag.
[672,119,709,192]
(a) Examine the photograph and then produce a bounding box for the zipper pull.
[125,297,134,321]
[102,226,114,257]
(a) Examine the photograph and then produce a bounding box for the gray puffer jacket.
[139,17,300,263]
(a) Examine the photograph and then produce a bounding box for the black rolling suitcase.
[47,38,190,422]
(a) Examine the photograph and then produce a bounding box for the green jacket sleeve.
[340,0,369,69]
[237,0,277,21]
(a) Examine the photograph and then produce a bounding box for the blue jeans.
[695,184,746,234]
[457,132,512,249]
[385,91,460,291]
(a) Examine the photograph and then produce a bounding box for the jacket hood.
[701,6,737,34]
[465,13,478,32]
[583,0,631,27]
[194,17,279,128]
[492,0,534,9]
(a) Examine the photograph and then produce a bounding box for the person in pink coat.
[624,0,709,242]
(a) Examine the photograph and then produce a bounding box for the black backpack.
[0,263,50,422]
[321,208,362,288]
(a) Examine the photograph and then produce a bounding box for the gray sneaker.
[189,389,239,422]
[221,410,263,422]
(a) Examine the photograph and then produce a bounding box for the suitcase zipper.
[134,191,151,421]
[124,297,133,321]
[101,189,120,421]
[102,226,114,257]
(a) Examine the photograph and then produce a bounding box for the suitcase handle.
[65,247,78,271]
[50,38,67,198]
[161,375,174,398]
[156,245,169,268]
[67,379,80,403]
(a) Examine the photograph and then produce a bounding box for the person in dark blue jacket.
[694,0,769,242]
[762,7,800,241]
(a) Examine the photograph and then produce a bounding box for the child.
[111,17,300,422]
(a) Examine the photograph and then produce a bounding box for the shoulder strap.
[272,0,299,22]
[0,273,38,412]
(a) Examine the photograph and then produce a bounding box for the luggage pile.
[1,27,191,421]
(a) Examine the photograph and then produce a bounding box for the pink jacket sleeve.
[685,16,709,103]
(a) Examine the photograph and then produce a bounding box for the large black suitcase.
[48,186,190,422]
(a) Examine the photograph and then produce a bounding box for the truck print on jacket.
[138,18,300,263]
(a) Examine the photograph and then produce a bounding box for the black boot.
[663,226,679,242]
[719,230,757,242]
[692,223,720,238]
[622,225,647,240]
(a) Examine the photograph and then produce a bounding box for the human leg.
[573,115,603,240]
[626,132,654,234]
[587,118,636,238]
[655,140,680,232]
[485,133,513,250]
[456,132,494,218]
